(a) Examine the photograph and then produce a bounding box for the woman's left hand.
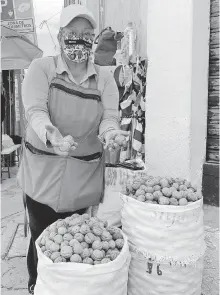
[103,129,130,149]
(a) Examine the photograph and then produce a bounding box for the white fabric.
[1,144,21,155]
[128,249,204,295]
[60,4,97,29]
[96,167,147,227]
[2,134,14,149]
[121,194,206,295]
[35,227,131,295]
[97,187,122,228]
[121,195,206,264]
[132,121,143,152]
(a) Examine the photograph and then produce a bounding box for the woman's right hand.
[45,125,78,156]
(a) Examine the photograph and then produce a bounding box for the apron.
[17,57,105,213]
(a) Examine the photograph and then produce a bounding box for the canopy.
[1,25,43,70]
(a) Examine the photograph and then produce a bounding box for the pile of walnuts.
[107,134,129,151]
[38,214,124,265]
[124,175,202,206]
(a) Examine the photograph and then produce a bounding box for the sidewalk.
[1,167,28,295]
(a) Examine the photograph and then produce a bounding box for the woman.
[17,4,128,294]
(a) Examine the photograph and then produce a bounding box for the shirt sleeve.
[22,58,53,144]
[99,69,120,137]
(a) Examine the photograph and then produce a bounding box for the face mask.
[61,31,93,63]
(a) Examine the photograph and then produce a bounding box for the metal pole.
[12,70,15,137]
[31,0,38,46]
[99,0,105,32]
[9,71,12,136]
[19,70,26,137]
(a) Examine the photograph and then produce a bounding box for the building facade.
[85,1,219,294]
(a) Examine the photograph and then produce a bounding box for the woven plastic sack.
[128,249,204,295]
[202,226,220,295]
[121,195,206,295]
[34,226,131,295]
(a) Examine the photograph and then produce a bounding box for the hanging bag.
[94,27,123,66]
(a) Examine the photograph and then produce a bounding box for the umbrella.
[1,25,43,70]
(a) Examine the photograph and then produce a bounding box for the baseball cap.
[60,4,97,29]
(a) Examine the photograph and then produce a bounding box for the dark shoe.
[28,284,35,294]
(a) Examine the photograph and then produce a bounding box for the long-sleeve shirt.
[22,54,120,144]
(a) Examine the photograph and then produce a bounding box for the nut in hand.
[59,141,71,152]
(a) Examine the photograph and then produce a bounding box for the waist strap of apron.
[25,141,102,161]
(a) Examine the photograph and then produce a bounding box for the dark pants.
[26,195,86,292]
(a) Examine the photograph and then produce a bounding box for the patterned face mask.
[61,31,93,63]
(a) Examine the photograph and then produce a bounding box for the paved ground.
[1,167,29,295]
